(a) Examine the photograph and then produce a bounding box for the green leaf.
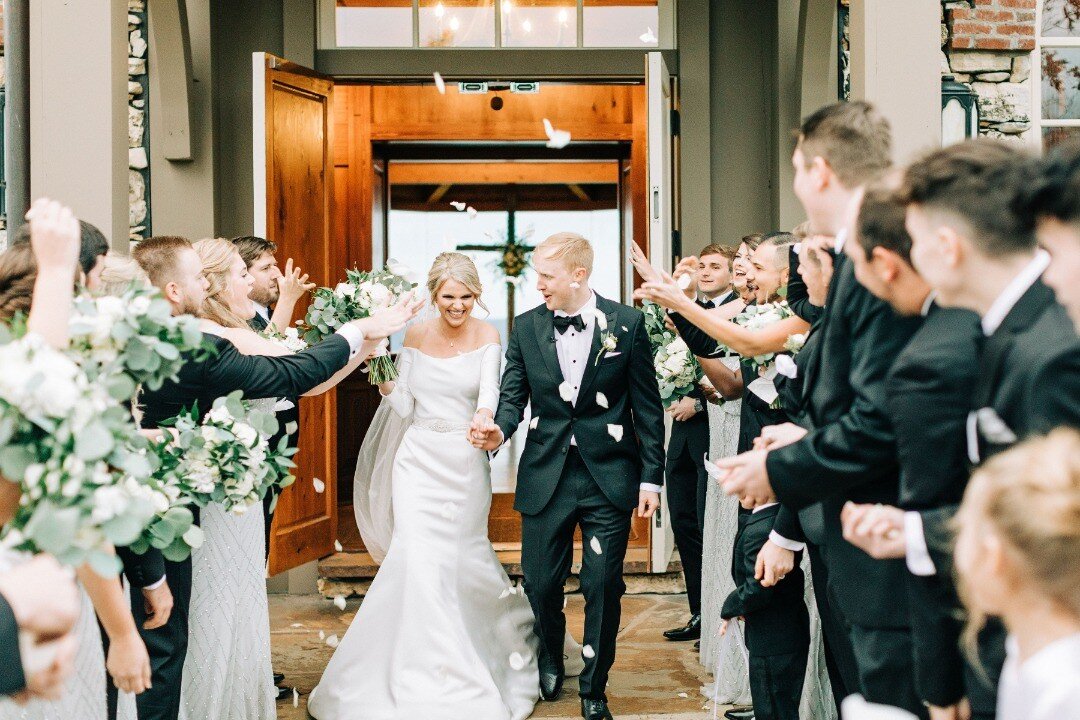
[75,422,115,462]
[87,550,122,577]
[24,503,81,555]
[0,445,35,481]
[106,373,138,402]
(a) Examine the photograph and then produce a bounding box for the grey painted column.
[29,0,129,248]
[676,0,711,256]
[849,0,941,162]
[5,0,31,234]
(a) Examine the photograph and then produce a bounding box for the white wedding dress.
[308,344,542,720]
[179,397,277,720]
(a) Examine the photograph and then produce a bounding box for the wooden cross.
[457,210,534,330]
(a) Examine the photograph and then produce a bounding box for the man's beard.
[251,286,278,307]
[178,295,203,317]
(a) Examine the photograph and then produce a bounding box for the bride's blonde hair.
[193,237,250,329]
[97,254,150,297]
[427,252,488,314]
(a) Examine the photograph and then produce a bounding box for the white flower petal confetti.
[640,26,657,44]
[542,118,572,149]
[607,424,624,442]
[499,586,512,599]
[290,623,304,628]
[333,595,347,611]
[590,536,603,555]
[621,325,628,332]
[319,630,325,640]
[509,652,526,670]
[595,392,609,409]
[582,644,596,659]
[334,540,343,552]
[325,634,339,648]
[467,206,478,219]
[529,416,539,429]
[433,71,446,94]
[293,688,299,707]
[313,477,325,493]
[676,273,692,290]
[559,381,574,403]
[450,201,467,211]
[678,692,688,698]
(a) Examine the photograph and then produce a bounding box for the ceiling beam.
[389,161,618,186]
[427,184,453,202]
[567,183,591,201]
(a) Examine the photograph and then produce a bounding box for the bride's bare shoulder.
[402,321,429,349]
[474,320,501,346]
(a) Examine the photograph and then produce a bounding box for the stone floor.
[271,593,731,719]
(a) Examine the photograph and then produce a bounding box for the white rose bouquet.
[641,301,704,407]
[730,301,797,374]
[262,325,309,354]
[300,261,418,384]
[156,391,298,515]
[0,333,173,574]
[68,286,209,399]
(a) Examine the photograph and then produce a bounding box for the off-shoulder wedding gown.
[308,344,543,720]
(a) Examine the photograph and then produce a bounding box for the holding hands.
[468,410,503,452]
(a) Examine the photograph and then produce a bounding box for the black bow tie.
[700,299,715,309]
[554,314,586,334]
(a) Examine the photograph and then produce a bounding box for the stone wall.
[128,0,150,242]
[943,0,1037,141]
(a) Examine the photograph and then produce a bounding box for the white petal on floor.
[607,424,624,442]
[591,309,607,330]
[529,416,539,429]
[582,644,596,659]
[595,392,609,409]
[678,692,688,698]
[559,381,574,402]
[433,71,446,94]
[509,652,526,670]
[325,634,339,648]
[676,273,692,290]
[318,630,325,640]
[333,595,347,611]
[542,118,572,149]
[292,688,299,708]
[589,536,603,555]
[450,201,467,211]
[290,622,303,628]
[312,477,325,493]
[334,539,343,552]
[467,206,478,219]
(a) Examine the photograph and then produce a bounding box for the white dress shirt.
[997,633,1080,720]
[254,302,271,325]
[554,292,661,495]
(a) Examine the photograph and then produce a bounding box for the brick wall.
[947,0,1038,51]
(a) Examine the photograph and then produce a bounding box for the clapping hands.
[841,502,907,560]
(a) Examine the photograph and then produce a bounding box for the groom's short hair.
[538,232,594,275]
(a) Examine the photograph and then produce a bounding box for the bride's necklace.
[435,323,467,352]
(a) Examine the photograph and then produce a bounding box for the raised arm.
[25,199,81,349]
[268,258,315,333]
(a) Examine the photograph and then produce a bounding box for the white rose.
[91,485,129,523]
[233,423,259,447]
[667,337,688,354]
[663,355,686,375]
[130,295,152,315]
[334,283,357,299]
[207,405,232,425]
[367,283,391,307]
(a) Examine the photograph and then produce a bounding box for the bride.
[309,253,550,720]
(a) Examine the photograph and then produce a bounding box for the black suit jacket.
[494,295,666,515]
[766,258,921,627]
[0,593,25,696]
[885,303,982,706]
[119,332,352,582]
[721,504,809,656]
[786,244,825,325]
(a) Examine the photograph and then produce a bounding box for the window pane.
[336,2,414,47]
[1043,126,1080,150]
[419,0,496,47]
[1042,47,1080,120]
[582,0,659,47]
[501,0,577,48]
[1041,0,1080,38]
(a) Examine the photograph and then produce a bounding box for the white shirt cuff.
[640,483,663,493]
[144,576,167,591]
[334,323,367,357]
[769,530,806,552]
[904,511,937,577]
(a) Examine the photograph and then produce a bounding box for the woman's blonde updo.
[426,252,488,314]
[193,237,250,329]
[97,254,151,297]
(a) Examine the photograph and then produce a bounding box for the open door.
[253,52,339,576]
[645,51,677,573]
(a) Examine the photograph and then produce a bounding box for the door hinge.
[670,109,681,137]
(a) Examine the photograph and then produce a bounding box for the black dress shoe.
[273,672,284,685]
[581,697,614,720]
[276,686,292,701]
[724,706,754,720]
[663,614,701,641]
[537,644,565,702]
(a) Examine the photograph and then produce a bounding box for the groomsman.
[1025,140,1080,332]
[715,102,926,716]
[891,139,1080,712]
[664,244,737,643]
[837,187,986,718]
[128,235,418,720]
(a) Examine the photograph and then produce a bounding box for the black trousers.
[263,487,279,563]
[126,558,192,720]
[807,543,860,715]
[848,625,929,720]
[521,448,632,701]
[748,648,808,720]
[665,440,707,615]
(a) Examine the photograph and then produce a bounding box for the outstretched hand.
[672,256,700,298]
[355,291,424,339]
[26,198,80,275]
[276,258,317,306]
[628,243,660,284]
[633,272,693,312]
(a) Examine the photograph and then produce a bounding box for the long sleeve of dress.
[383,350,416,418]
[476,344,502,414]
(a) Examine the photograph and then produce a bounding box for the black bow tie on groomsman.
[699,299,715,309]
[554,314,586,334]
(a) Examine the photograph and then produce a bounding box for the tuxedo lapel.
[532,310,565,386]
[577,295,617,402]
[975,281,1056,407]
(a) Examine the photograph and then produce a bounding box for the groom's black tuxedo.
[494,293,664,701]
[117,332,352,720]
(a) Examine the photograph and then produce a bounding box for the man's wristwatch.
[693,399,703,413]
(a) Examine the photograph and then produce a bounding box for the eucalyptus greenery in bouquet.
[731,301,797,374]
[640,301,704,408]
[0,332,174,575]
[300,262,417,384]
[158,391,298,516]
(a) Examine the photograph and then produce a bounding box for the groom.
[471,232,665,720]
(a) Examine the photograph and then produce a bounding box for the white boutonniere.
[595,330,618,366]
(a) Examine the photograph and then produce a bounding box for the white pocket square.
[604,351,622,358]
[975,407,1018,445]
